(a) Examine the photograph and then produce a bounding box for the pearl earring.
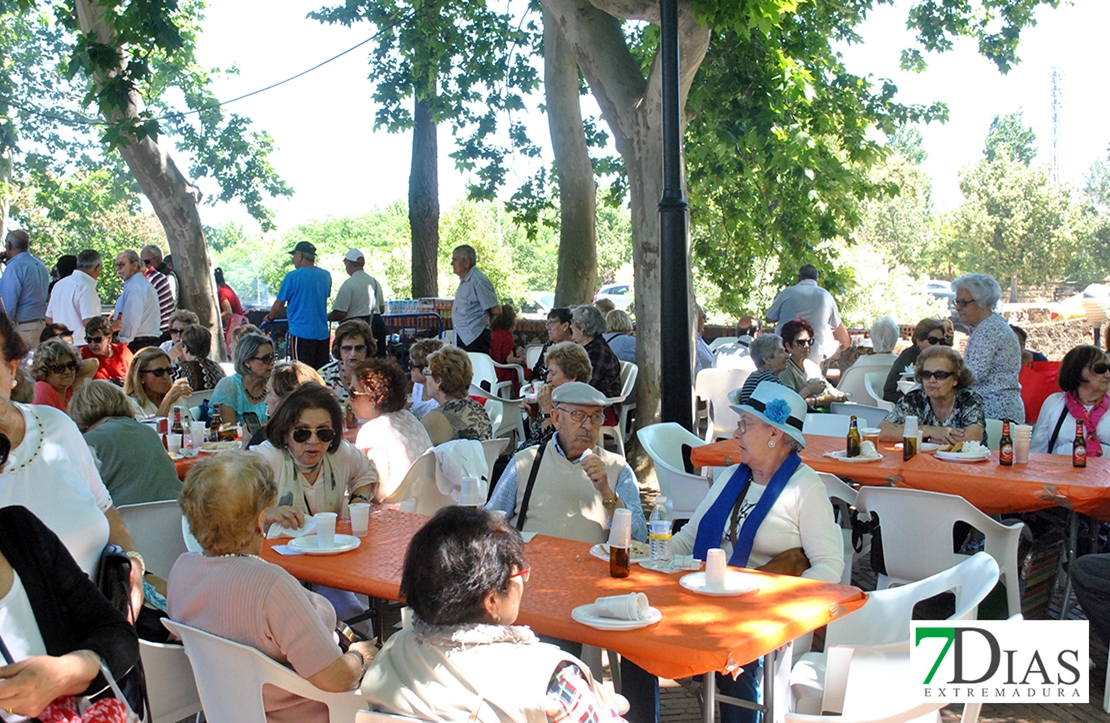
[767,439,776,448]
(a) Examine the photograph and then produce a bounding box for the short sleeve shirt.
[45,270,101,345]
[277,266,332,340]
[766,280,841,356]
[451,267,499,346]
[332,269,383,318]
[210,373,270,423]
[886,388,987,439]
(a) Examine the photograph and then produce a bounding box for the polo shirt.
[46,270,101,345]
[766,279,842,359]
[332,269,384,319]
[451,267,499,346]
[276,266,332,340]
[0,252,49,322]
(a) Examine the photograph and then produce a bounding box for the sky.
[188,0,1110,232]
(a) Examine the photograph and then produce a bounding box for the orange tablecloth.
[898,451,1110,521]
[688,436,903,486]
[174,428,360,480]
[264,509,867,680]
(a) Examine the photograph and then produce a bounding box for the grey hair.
[5,230,29,252]
[233,333,272,377]
[952,273,1001,310]
[572,304,606,338]
[870,316,900,354]
[69,380,135,431]
[141,244,164,262]
[453,244,477,265]
[29,338,80,381]
[784,435,804,453]
[179,451,277,556]
[749,333,783,368]
[76,249,102,270]
[119,249,140,265]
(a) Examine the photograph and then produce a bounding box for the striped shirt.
[144,267,174,331]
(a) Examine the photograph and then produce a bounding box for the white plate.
[288,533,362,555]
[895,442,940,453]
[679,571,760,597]
[199,441,241,453]
[571,603,662,630]
[823,450,883,463]
[934,450,991,463]
[641,558,702,573]
[590,542,650,565]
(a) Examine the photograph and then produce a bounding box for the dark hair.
[401,507,526,626]
[331,319,376,360]
[547,307,573,325]
[798,264,819,280]
[1058,345,1109,394]
[265,383,343,453]
[0,310,29,364]
[911,318,945,343]
[85,316,112,339]
[781,317,815,347]
[490,304,516,331]
[214,268,226,287]
[1008,324,1028,347]
[182,324,211,358]
[56,255,77,279]
[351,358,407,413]
[39,323,74,344]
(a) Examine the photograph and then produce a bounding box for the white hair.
[952,274,1001,310]
[870,316,900,354]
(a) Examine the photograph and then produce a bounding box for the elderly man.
[450,244,501,355]
[140,244,176,335]
[46,249,103,346]
[0,230,50,347]
[329,247,387,357]
[113,249,162,352]
[766,264,850,362]
[715,315,761,372]
[265,241,332,369]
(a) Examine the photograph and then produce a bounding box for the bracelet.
[351,494,371,503]
[541,413,551,421]
[124,550,146,575]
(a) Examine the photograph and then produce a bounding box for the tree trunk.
[409,93,440,299]
[544,8,596,308]
[74,0,222,357]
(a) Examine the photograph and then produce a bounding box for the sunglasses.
[291,427,336,444]
[86,336,105,345]
[924,335,945,345]
[793,338,815,347]
[340,344,367,355]
[250,354,276,363]
[141,366,172,377]
[919,370,954,381]
[1090,362,1110,376]
[169,327,187,336]
[142,259,154,266]
[49,360,80,374]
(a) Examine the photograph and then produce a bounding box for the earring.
[767,439,776,448]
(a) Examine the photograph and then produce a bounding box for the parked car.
[595,283,633,311]
[519,291,555,320]
[926,279,955,300]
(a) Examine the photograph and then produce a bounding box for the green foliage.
[1065,158,1110,283]
[855,145,940,272]
[983,110,1037,165]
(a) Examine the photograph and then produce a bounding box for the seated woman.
[350,358,433,503]
[209,332,273,424]
[669,381,843,723]
[878,345,985,446]
[882,318,946,403]
[1031,344,1110,456]
[70,380,182,506]
[244,359,324,449]
[777,318,846,409]
[159,309,200,362]
[420,345,492,445]
[80,316,134,386]
[39,322,74,344]
[735,333,788,406]
[361,506,625,722]
[570,304,622,425]
[490,304,524,397]
[169,452,377,723]
[123,346,193,418]
[603,309,637,364]
[318,319,374,405]
[530,307,573,382]
[0,506,139,720]
[408,338,444,420]
[850,315,900,367]
[253,383,378,530]
[31,339,84,412]
[520,341,592,450]
[171,324,226,392]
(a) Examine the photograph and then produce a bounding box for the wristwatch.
[602,496,619,510]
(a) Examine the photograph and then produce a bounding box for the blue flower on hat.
[764,398,791,425]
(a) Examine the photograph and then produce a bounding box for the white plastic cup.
[349,503,371,537]
[314,512,337,548]
[706,548,727,589]
[608,508,632,549]
[191,421,207,444]
[459,476,482,508]
[167,434,182,455]
[904,415,919,439]
[1014,436,1031,464]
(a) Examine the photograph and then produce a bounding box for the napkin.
[266,517,317,539]
[594,592,649,620]
[860,441,877,457]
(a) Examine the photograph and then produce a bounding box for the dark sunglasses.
[340,344,367,355]
[292,427,336,444]
[86,336,105,345]
[142,258,154,266]
[793,338,815,347]
[924,335,945,345]
[49,360,80,374]
[141,366,172,377]
[1090,362,1110,376]
[919,370,954,381]
[250,354,276,363]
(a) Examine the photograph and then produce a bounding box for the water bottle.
[649,496,673,564]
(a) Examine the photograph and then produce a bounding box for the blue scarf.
[692,451,802,567]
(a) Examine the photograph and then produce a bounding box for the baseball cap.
[289,241,316,255]
[344,248,365,263]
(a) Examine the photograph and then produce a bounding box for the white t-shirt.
[355,410,433,500]
[45,270,101,345]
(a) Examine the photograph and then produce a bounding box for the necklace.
[244,378,266,403]
[211,552,264,561]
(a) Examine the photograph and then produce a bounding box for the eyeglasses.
[340,344,367,355]
[1090,362,1110,375]
[141,366,172,377]
[141,259,154,267]
[250,354,276,364]
[291,427,336,444]
[557,407,605,426]
[48,360,80,374]
[508,567,531,583]
[919,369,954,381]
[114,261,129,269]
[169,327,187,336]
[422,367,433,378]
[545,320,565,328]
[793,338,815,347]
[86,336,105,345]
[736,415,762,434]
[954,298,976,309]
[924,335,945,345]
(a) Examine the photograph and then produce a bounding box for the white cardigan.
[1030,392,1110,455]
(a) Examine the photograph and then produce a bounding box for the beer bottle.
[1073,420,1087,468]
[207,409,222,443]
[170,406,186,449]
[846,415,861,458]
[998,419,1013,466]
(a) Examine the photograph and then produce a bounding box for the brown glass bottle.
[208,409,222,443]
[1073,420,1087,468]
[847,416,861,457]
[170,406,185,449]
[998,419,1013,466]
[609,546,630,578]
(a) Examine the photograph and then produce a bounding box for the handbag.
[93,547,149,719]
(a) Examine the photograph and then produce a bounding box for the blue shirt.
[451,267,499,346]
[113,273,162,342]
[209,374,269,423]
[277,266,332,340]
[0,252,49,322]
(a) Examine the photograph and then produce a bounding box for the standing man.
[715,315,761,371]
[141,244,178,302]
[113,249,162,352]
[265,241,332,369]
[45,249,103,346]
[765,264,850,362]
[450,244,500,355]
[140,245,175,336]
[0,230,50,347]
[329,248,387,357]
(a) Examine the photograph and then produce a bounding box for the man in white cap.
[330,247,387,356]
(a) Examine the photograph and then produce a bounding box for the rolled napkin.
[594,592,649,620]
[860,440,877,457]
[266,517,317,539]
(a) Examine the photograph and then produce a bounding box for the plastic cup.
[608,508,632,549]
[862,428,880,446]
[167,435,182,456]
[314,512,337,548]
[459,476,482,508]
[706,548,727,589]
[349,503,370,537]
[1014,436,1031,464]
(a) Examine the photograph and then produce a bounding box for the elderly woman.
[244,359,325,449]
[39,323,74,344]
[420,345,493,445]
[879,345,985,446]
[853,315,900,366]
[171,324,226,392]
[159,309,200,362]
[80,316,134,386]
[408,338,444,419]
[952,273,1024,422]
[70,380,182,506]
[571,304,622,425]
[362,507,625,722]
[210,332,273,424]
[319,319,375,405]
[1031,345,1110,456]
[254,383,378,530]
[520,340,592,450]
[350,358,433,502]
[31,338,84,412]
[778,318,846,409]
[169,452,377,723]
[531,307,574,382]
[672,381,843,723]
[735,333,788,405]
[603,309,636,363]
[124,346,193,418]
[882,318,947,403]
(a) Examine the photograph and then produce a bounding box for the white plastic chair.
[837,361,894,407]
[984,418,1003,450]
[356,711,427,723]
[467,352,522,399]
[855,487,1024,618]
[817,472,861,587]
[802,413,852,438]
[830,402,889,429]
[637,423,712,521]
[140,639,203,723]
[524,344,544,371]
[600,361,638,456]
[163,620,366,723]
[482,437,510,477]
[863,372,893,411]
[695,367,751,442]
[474,388,526,446]
[118,500,188,578]
[708,336,738,352]
[184,389,215,411]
